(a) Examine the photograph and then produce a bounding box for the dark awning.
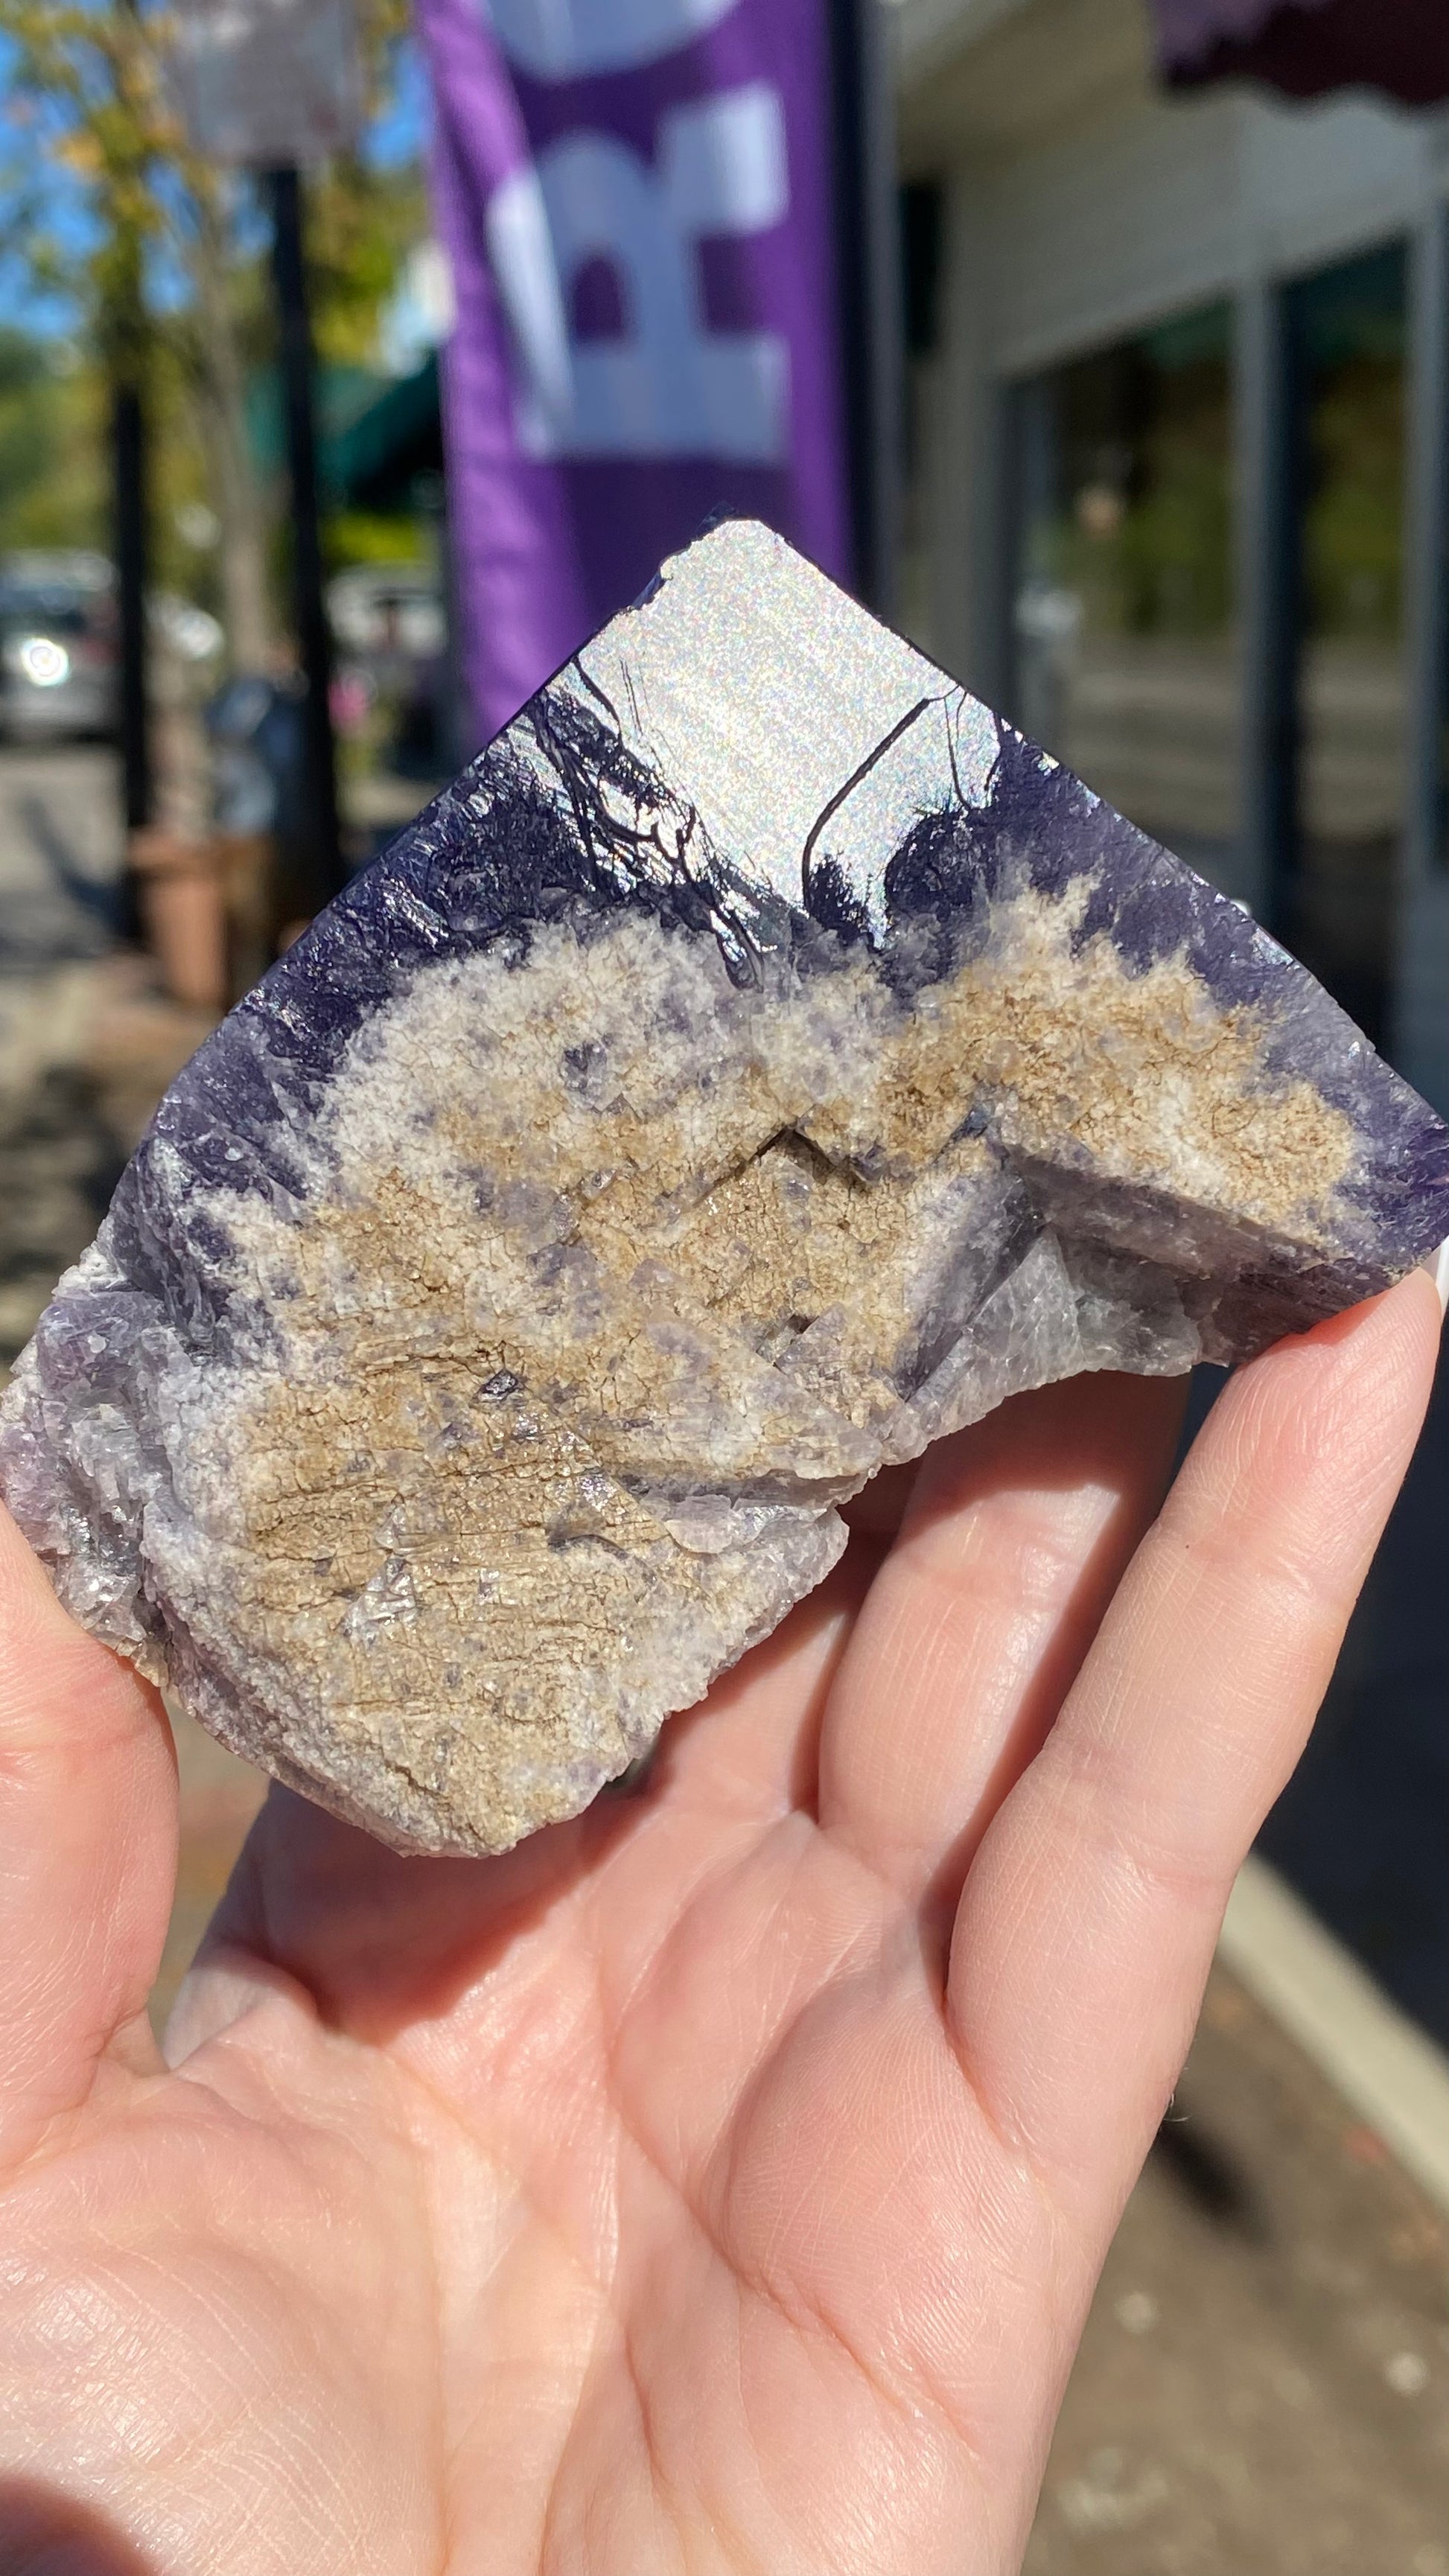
[1151,0,1449,106]
[325,357,443,514]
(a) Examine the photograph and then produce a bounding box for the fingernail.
[1418,1237,1449,1321]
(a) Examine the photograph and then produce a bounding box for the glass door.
[1290,243,1408,1051]
[1007,305,1242,897]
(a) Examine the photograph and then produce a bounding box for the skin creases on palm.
[0,1286,1439,2573]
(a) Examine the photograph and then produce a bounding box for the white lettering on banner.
[485,84,789,463]
[659,84,787,235]
[484,0,739,79]
[485,165,576,441]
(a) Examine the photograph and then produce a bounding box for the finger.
[0,1507,176,2164]
[946,1275,1440,2223]
[817,1371,1187,1907]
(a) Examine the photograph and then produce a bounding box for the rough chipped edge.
[1217,1852,1449,2219]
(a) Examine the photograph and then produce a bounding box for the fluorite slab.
[3,523,1447,1854]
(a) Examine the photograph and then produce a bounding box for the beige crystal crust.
[93,891,1358,1857]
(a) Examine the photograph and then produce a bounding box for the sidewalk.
[0,748,220,1372]
[1029,1953,1449,2575]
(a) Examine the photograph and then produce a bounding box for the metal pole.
[266,162,344,908]
[423,470,471,776]
[113,379,150,841]
[1001,372,1059,739]
[975,372,1018,721]
[1235,278,1302,936]
[828,0,901,616]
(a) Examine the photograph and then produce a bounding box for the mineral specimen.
[2,522,1446,1855]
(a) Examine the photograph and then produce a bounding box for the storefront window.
[1009,306,1241,895]
[1293,243,1407,1048]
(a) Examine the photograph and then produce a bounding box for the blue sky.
[0,28,102,337]
[0,23,431,341]
[371,33,431,173]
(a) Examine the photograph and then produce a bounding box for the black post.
[267,162,344,907]
[1236,279,1304,943]
[113,381,151,838]
[828,0,901,614]
[416,467,471,776]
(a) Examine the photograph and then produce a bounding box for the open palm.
[0,1277,1439,2575]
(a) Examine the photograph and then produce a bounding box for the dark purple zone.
[103,672,1449,1345]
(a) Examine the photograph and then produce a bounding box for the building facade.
[893,0,1449,1115]
[891,0,1449,2043]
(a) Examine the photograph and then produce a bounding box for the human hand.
[0,1275,1439,2574]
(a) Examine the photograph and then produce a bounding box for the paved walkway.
[1029,1966,1449,2575]
[0,743,124,974]
[0,749,127,1365]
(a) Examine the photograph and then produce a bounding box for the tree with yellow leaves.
[0,0,422,670]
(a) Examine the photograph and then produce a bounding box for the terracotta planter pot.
[128,829,228,1012]
[213,830,278,998]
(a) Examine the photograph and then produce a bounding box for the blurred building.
[893,0,1449,1115]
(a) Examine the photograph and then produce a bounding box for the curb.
[1219,1854,1449,2219]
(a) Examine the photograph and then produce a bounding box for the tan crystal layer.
[99,897,1351,1855]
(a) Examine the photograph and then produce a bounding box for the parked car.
[0,555,223,747]
[0,551,118,744]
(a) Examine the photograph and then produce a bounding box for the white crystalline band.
[571,522,1008,933]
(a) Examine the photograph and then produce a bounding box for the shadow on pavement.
[1150,2107,1267,2245]
[13,789,125,938]
[0,747,124,973]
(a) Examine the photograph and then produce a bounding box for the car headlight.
[4,634,72,688]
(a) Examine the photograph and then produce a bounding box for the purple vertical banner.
[415,0,852,747]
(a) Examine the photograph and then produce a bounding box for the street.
[0,747,127,1366]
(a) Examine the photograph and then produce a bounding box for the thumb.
[0,1505,176,2168]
